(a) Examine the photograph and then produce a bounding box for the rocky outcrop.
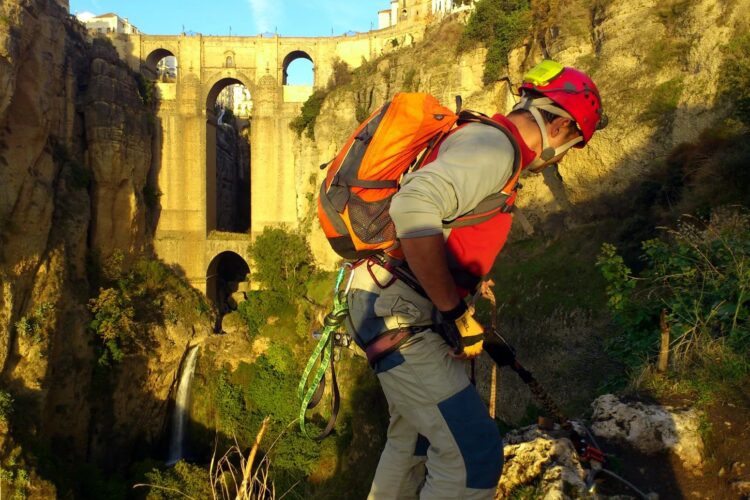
[499,425,589,499]
[0,0,210,471]
[591,394,705,473]
[298,0,750,267]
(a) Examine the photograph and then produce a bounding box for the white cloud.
[247,0,280,33]
[75,11,96,22]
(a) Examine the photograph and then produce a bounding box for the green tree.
[597,208,750,395]
[249,227,314,301]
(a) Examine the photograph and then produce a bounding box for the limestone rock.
[498,425,588,499]
[731,481,750,497]
[591,394,704,473]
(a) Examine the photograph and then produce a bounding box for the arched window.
[282,50,314,86]
[145,48,178,82]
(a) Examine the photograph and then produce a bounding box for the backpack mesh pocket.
[348,193,396,244]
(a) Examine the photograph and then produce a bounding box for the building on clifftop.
[76,12,140,35]
[378,0,476,29]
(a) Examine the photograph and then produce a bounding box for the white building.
[378,0,400,29]
[217,85,253,119]
[377,0,475,29]
[76,12,140,35]
[432,0,476,17]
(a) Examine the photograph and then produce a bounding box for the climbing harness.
[297,264,352,440]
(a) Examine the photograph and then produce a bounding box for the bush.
[719,33,750,126]
[0,390,13,422]
[289,89,327,139]
[143,461,213,500]
[458,0,531,85]
[237,290,286,334]
[597,207,750,396]
[248,227,314,302]
[329,58,353,88]
[15,302,54,345]
[135,73,156,107]
[88,253,210,366]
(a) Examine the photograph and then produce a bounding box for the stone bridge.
[109,25,423,304]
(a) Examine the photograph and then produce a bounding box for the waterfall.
[167,346,200,465]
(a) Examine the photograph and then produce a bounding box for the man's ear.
[549,117,572,138]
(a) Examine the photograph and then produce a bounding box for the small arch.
[145,48,178,82]
[282,50,314,86]
[224,51,235,68]
[206,251,250,310]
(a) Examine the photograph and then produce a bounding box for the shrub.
[718,33,750,126]
[237,290,286,334]
[458,0,531,85]
[142,461,213,500]
[88,253,210,366]
[597,208,750,396]
[248,227,314,302]
[0,390,13,422]
[289,89,326,139]
[403,68,417,91]
[15,302,54,345]
[329,58,353,88]
[655,0,691,30]
[135,73,156,107]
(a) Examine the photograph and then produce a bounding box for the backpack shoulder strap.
[443,111,523,229]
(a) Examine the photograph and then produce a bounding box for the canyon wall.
[0,0,210,469]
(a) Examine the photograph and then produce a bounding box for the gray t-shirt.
[389,122,516,238]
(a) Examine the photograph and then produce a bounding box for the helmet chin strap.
[514,96,583,170]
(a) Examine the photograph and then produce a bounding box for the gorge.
[1,0,749,497]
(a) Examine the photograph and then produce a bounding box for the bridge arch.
[282,50,314,85]
[205,75,253,234]
[206,251,250,309]
[145,48,178,81]
[204,72,255,114]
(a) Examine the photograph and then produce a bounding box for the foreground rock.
[498,425,589,499]
[591,394,704,473]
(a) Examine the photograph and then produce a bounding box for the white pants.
[345,264,503,499]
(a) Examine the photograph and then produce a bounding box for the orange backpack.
[317,92,521,260]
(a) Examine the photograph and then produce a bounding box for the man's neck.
[506,112,543,156]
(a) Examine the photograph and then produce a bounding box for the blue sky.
[70,0,384,84]
[69,0,383,37]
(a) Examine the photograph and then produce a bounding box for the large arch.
[281,50,314,85]
[206,251,250,309]
[205,77,253,234]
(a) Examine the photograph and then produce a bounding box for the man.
[344,60,605,499]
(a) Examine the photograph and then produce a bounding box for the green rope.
[297,267,350,438]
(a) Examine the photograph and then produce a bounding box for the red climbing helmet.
[518,60,606,146]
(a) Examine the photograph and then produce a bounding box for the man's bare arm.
[399,234,461,311]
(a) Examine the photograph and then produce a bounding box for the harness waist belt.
[364,326,427,366]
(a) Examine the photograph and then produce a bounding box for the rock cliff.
[296,0,750,268]
[0,0,210,475]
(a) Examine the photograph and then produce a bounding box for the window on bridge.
[206,78,252,234]
[145,48,177,82]
[206,251,250,315]
[282,50,314,86]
